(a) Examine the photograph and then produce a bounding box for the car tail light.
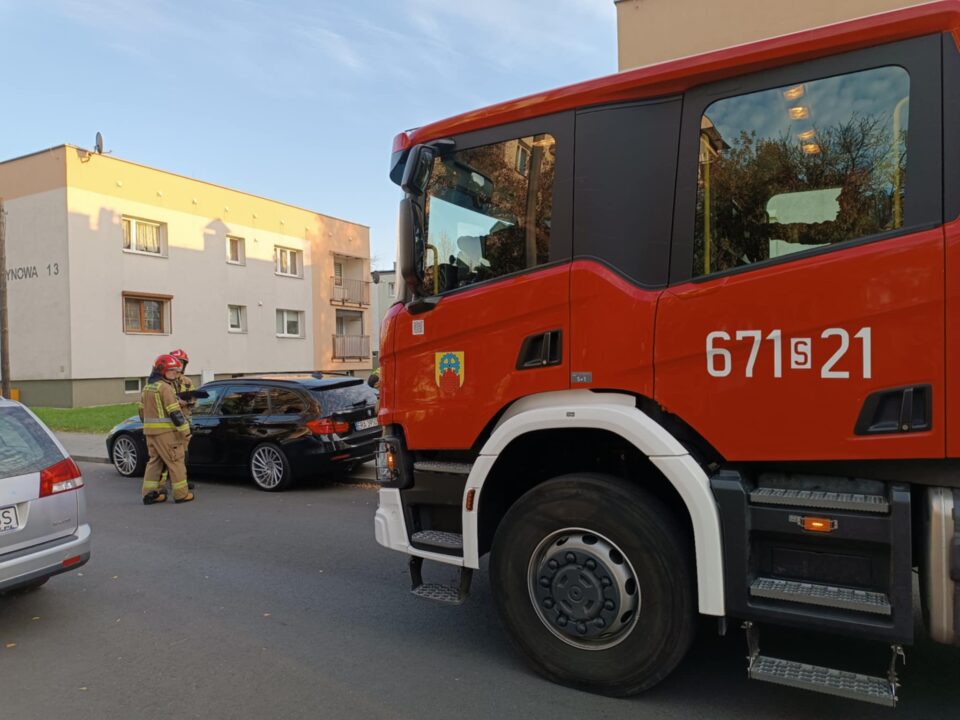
[307,418,350,436]
[39,457,84,497]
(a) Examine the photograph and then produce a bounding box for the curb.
[72,456,379,485]
[73,455,110,465]
[335,470,378,487]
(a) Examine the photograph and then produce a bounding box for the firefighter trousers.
[160,434,190,488]
[142,432,190,501]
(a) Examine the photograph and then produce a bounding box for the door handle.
[516,330,562,370]
[854,385,932,435]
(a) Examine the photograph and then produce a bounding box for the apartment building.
[615,0,928,69]
[0,145,371,407]
[370,264,398,368]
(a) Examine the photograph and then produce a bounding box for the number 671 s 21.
[706,327,872,380]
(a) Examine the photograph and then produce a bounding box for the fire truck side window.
[421,134,556,294]
[693,66,910,278]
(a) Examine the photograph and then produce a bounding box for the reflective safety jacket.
[140,378,190,436]
[175,374,196,418]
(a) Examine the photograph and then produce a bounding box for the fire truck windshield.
[412,133,556,296]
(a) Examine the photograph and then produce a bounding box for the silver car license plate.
[0,505,19,533]
[355,418,378,431]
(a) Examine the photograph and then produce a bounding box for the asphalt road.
[1,462,959,720]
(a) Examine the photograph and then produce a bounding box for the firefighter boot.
[143,490,167,505]
[141,473,167,505]
[171,477,193,503]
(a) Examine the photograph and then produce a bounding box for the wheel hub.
[528,530,640,649]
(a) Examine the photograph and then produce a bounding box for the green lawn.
[31,403,138,434]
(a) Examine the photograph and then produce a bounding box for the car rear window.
[0,407,64,480]
[312,383,377,415]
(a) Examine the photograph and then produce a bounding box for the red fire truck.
[374,2,960,706]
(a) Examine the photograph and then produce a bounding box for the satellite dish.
[95,132,103,154]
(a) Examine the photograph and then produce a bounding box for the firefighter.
[169,349,195,414]
[168,348,196,491]
[140,354,194,505]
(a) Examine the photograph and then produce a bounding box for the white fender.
[461,390,725,616]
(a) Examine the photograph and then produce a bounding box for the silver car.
[0,398,91,592]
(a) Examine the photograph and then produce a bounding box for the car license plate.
[0,505,19,534]
[355,418,378,431]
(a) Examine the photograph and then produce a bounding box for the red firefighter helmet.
[154,354,182,373]
[169,348,189,366]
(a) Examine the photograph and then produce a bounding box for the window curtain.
[137,223,160,253]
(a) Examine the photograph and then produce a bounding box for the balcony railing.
[331,277,371,305]
[332,334,371,360]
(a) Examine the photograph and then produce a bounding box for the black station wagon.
[106,375,380,491]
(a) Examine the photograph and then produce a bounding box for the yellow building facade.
[616,0,930,70]
[0,145,371,407]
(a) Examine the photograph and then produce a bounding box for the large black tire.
[111,433,146,478]
[249,443,294,491]
[490,473,695,697]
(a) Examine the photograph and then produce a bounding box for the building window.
[275,247,302,278]
[124,378,142,394]
[122,216,166,256]
[694,65,910,277]
[334,261,343,286]
[387,281,395,297]
[228,304,247,333]
[123,293,171,334]
[516,142,531,176]
[227,236,245,265]
[276,309,303,338]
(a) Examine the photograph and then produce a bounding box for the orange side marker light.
[791,515,838,533]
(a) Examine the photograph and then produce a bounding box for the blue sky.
[0,0,616,268]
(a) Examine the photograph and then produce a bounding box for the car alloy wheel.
[250,444,290,491]
[112,435,140,476]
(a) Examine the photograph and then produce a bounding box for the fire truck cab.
[375,2,960,706]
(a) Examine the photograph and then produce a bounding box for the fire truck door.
[391,113,575,451]
[656,36,946,462]
[945,31,960,457]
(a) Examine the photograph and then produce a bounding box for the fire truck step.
[749,655,896,706]
[409,557,472,605]
[413,461,473,475]
[749,488,888,513]
[411,530,463,551]
[750,577,891,615]
[411,582,467,604]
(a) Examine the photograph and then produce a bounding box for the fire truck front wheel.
[490,473,695,697]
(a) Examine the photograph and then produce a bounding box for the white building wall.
[370,268,397,361]
[2,188,71,381]
[66,188,313,380]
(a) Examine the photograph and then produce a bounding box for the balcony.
[331,277,371,306]
[332,334,371,360]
